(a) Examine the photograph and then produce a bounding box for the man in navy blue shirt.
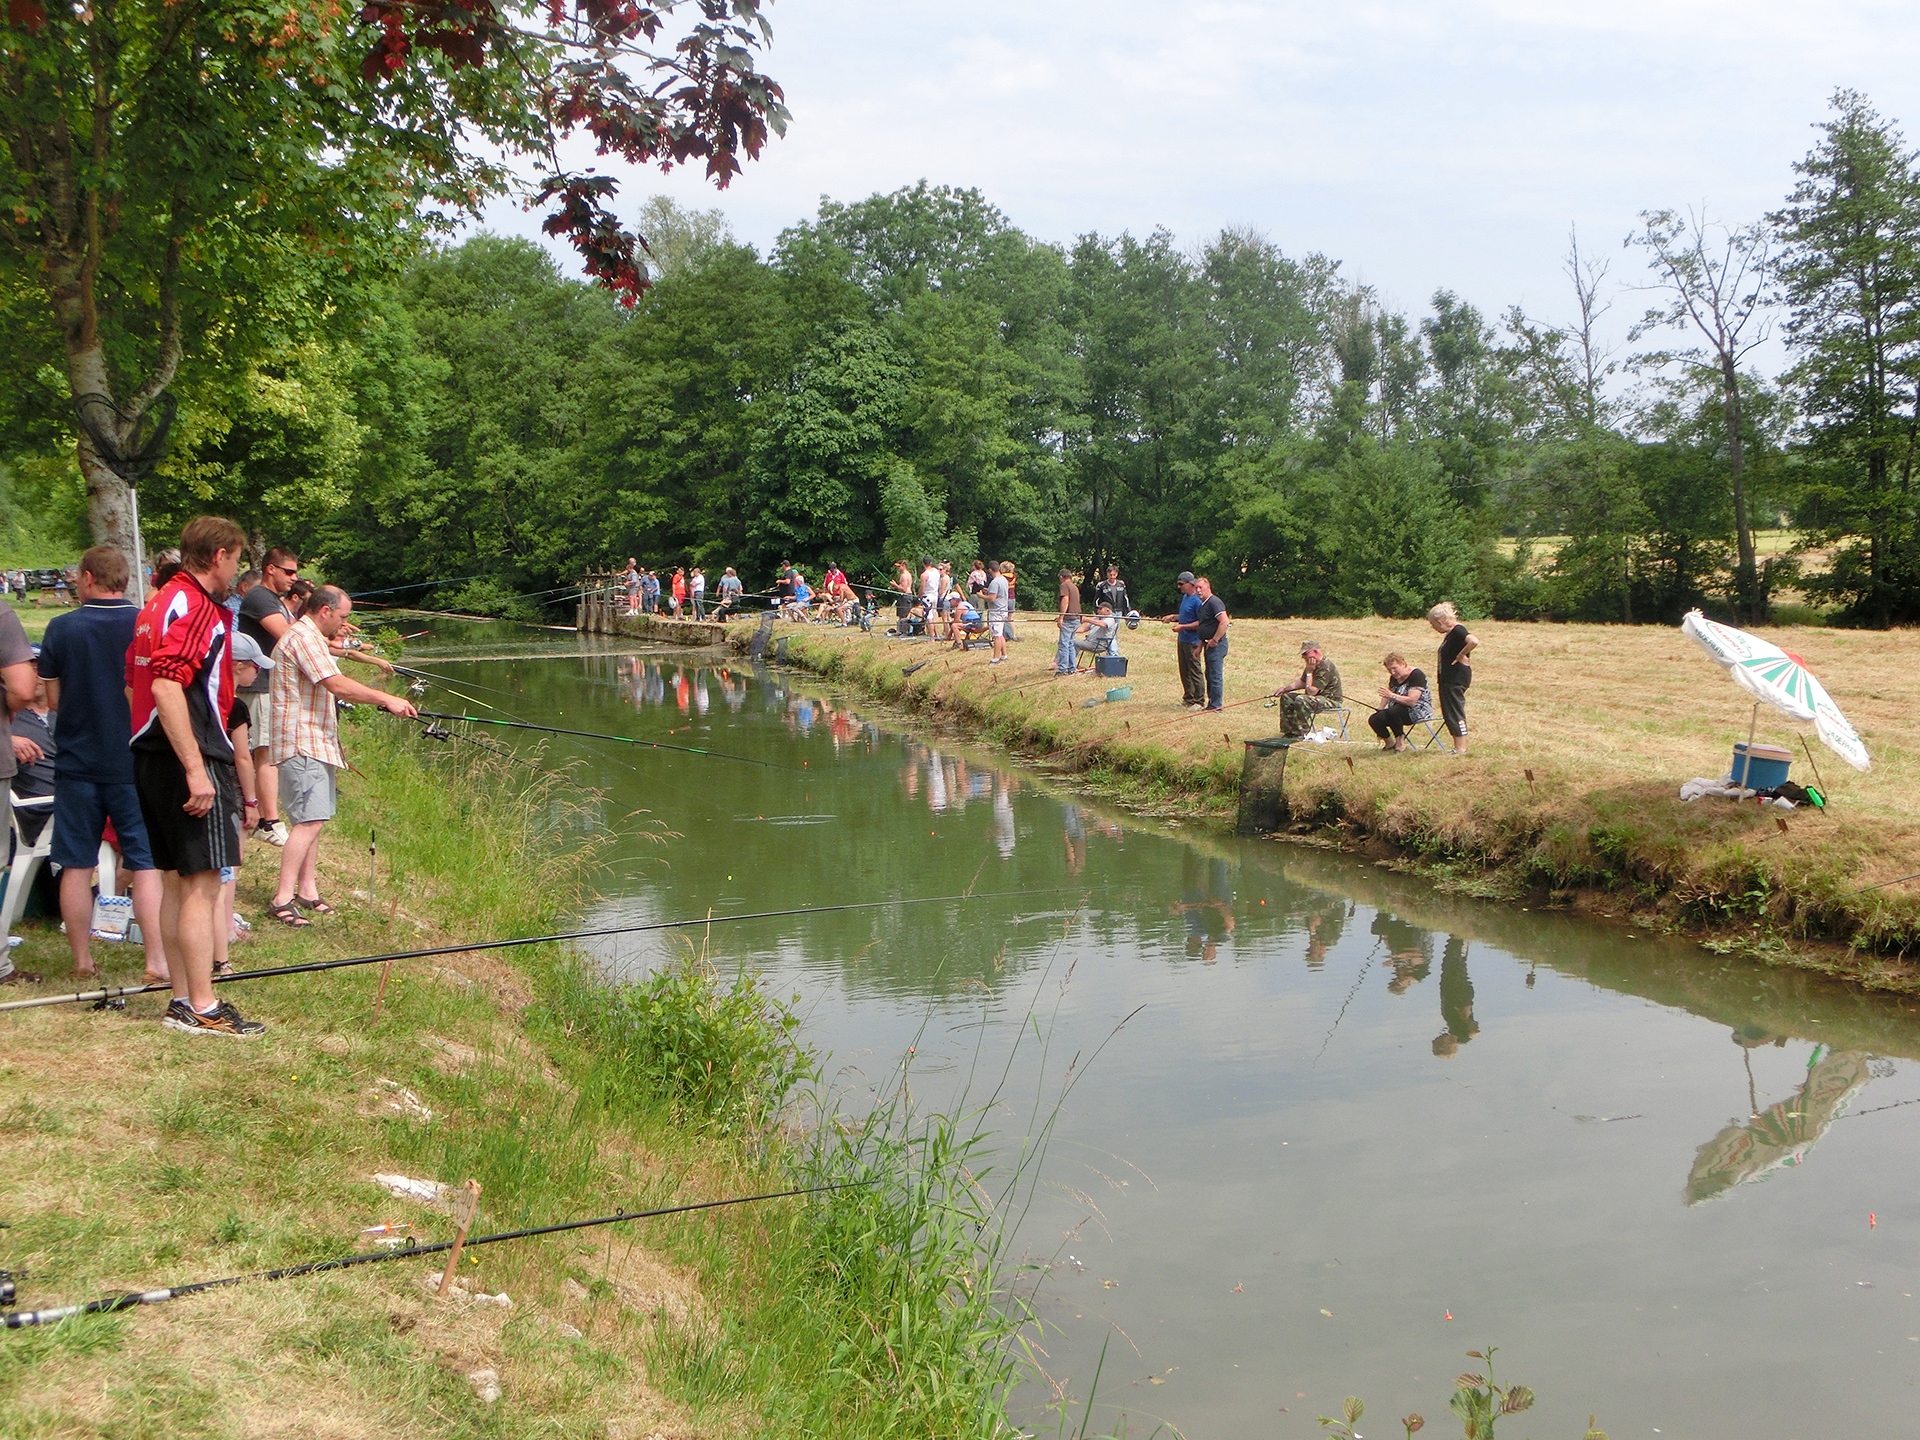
[38,545,168,983]
[1159,570,1206,708]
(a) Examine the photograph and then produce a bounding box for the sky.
[474,0,1920,371]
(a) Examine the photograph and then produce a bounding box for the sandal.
[295,895,337,917]
[266,900,311,928]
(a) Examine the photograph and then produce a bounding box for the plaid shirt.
[269,616,344,767]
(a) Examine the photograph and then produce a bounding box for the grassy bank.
[0,716,1027,1437]
[746,614,1920,984]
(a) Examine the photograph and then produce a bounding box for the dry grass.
[757,611,1920,977]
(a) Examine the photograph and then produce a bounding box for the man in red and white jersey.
[127,516,264,1038]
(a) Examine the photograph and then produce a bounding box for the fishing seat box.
[1732,742,1792,790]
[1094,656,1128,678]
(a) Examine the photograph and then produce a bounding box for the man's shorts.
[50,778,157,871]
[989,616,1011,639]
[133,751,242,877]
[244,690,273,753]
[278,754,338,825]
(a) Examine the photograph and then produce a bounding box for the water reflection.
[1685,1045,1872,1205]
[399,635,1920,1440]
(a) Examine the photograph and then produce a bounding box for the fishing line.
[1,1183,855,1329]
[1041,694,1267,762]
[412,711,793,772]
[1310,939,1385,1069]
[0,890,1094,1014]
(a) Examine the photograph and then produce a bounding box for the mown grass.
[747,613,1920,981]
[0,712,1029,1437]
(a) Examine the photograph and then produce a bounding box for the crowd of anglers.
[2,519,417,1034]
[621,552,1481,755]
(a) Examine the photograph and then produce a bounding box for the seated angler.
[1368,652,1432,752]
[1272,639,1343,738]
[1071,603,1122,668]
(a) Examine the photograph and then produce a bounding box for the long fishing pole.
[2,1183,853,1329]
[0,890,1087,1014]
[1041,693,1267,761]
[412,711,790,771]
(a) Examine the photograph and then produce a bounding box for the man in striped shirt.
[127,516,259,1037]
[265,586,416,928]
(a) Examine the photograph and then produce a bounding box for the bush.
[578,953,816,1135]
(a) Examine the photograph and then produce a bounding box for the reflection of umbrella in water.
[1684,1046,1870,1205]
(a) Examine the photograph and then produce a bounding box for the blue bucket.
[1731,742,1792,790]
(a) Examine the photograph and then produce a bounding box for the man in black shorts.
[128,515,263,1037]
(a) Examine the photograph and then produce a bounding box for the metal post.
[127,484,147,607]
[1736,701,1758,790]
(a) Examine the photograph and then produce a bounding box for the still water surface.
[406,629,1920,1439]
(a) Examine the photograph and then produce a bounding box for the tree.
[2,0,785,555]
[1629,208,1772,620]
[636,195,735,283]
[1772,89,1920,626]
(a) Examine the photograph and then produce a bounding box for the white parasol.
[1680,610,1871,776]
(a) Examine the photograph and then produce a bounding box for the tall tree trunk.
[78,431,140,560]
[1720,353,1756,622]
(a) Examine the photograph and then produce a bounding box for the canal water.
[404,629,1920,1440]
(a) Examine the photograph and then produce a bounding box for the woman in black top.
[1427,601,1478,755]
[1368,652,1432,751]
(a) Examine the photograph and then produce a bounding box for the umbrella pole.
[1798,736,1829,797]
[1737,702,1758,790]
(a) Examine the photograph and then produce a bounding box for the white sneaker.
[255,820,288,847]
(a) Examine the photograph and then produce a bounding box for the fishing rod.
[1040,693,1267,761]
[412,711,791,771]
[1,1183,854,1329]
[0,890,1087,1014]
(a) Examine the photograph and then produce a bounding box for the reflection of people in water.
[1174,851,1235,962]
[993,775,1016,858]
[1373,913,1433,994]
[1062,803,1086,875]
[1433,938,1479,1057]
[1300,899,1349,971]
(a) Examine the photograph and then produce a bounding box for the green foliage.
[1774,90,1920,625]
[575,952,815,1136]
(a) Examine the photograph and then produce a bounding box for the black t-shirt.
[1195,594,1227,642]
[239,584,291,655]
[1438,625,1472,686]
[771,577,795,605]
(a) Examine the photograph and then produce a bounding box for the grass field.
[0,718,1024,1438]
[762,610,1920,984]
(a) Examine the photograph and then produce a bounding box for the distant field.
[1499,528,1808,563]
[3,596,59,641]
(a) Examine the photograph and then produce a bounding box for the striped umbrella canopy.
[1681,610,1871,772]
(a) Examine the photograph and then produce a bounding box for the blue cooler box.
[1731,742,1792,789]
[1094,655,1128,678]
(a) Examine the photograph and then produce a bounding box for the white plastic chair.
[1,793,118,942]
[1,794,55,941]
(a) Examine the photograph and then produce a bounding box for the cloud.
[470,0,1920,368]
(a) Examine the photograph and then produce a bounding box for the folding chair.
[1412,716,1445,750]
[1312,706,1351,740]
